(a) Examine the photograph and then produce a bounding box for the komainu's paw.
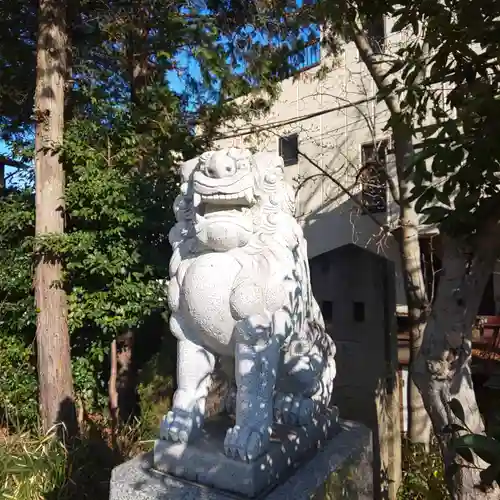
[224,425,271,462]
[159,407,203,443]
[273,392,318,426]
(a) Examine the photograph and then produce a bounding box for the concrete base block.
[109,419,373,500]
[153,409,339,497]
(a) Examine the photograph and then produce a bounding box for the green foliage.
[0,430,68,499]
[318,463,365,500]
[0,0,304,424]
[390,0,500,235]
[0,0,36,143]
[136,333,177,436]
[293,0,500,238]
[0,190,36,338]
[0,0,329,435]
[59,106,197,409]
[0,334,38,428]
[0,189,38,427]
[0,103,188,416]
[398,439,449,500]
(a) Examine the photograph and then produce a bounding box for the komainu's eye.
[225,162,237,175]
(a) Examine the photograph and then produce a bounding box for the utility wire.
[214,95,377,140]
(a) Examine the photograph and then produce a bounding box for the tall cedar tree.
[34,0,76,435]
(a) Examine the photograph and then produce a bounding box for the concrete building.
[215,16,412,312]
[212,15,500,451]
[215,16,500,319]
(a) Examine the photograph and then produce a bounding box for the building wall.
[308,244,402,497]
[215,17,413,308]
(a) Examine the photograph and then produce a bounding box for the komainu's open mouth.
[193,190,254,217]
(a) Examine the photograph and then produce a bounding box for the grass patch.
[0,416,154,500]
[0,428,67,499]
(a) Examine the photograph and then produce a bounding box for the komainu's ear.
[180,155,202,183]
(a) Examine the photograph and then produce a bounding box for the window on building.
[360,141,388,213]
[279,134,299,166]
[365,15,386,54]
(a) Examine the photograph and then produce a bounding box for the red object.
[477,316,500,375]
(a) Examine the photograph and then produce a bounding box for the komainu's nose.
[204,157,237,178]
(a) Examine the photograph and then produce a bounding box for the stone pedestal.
[154,409,339,498]
[109,419,373,500]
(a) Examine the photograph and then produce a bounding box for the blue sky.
[4,1,318,186]
[1,142,15,185]
[165,21,319,110]
[166,0,318,108]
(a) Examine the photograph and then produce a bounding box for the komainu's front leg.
[224,313,279,462]
[160,314,215,443]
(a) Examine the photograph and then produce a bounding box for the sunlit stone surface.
[161,148,336,465]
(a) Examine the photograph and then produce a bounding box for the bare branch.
[297,149,388,230]
[0,156,31,170]
[294,173,325,197]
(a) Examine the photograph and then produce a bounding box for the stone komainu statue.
[161,148,336,462]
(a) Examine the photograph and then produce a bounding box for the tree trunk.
[109,10,152,422]
[34,0,76,436]
[393,131,432,447]
[350,20,433,447]
[414,229,500,499]
[402,224,432,447]
[116,329,138,422]
[128,28,150,108]
[350,15,497,497]
[109,339,119,449]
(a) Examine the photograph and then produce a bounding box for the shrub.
[0,333,38,428]
[398,438,449,500]
[136,333,176,438]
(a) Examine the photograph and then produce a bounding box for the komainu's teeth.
[180,182,189,195]
[199,190,253,202]
[244,188,254,204]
